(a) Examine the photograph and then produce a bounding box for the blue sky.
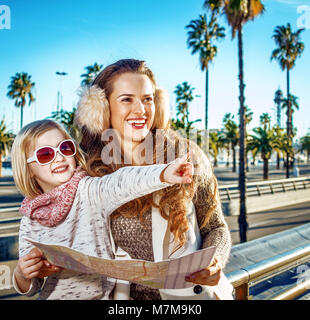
[0,0,309,138]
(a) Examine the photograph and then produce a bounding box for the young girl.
[12,119,193,300]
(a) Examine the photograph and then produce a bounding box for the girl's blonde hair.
[12,119,87,199]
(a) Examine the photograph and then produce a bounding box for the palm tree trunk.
[237,27,248,243]
[263,158,269,180]
[232,146,236,172]
[20,105,24,129]
[277,103,281,127]
[0,152,2,177]
[277,152,280,170]
[286,68,290,178]
[226,146,230,167]
[205,69,209,155]
[214,156,218,167]
[245,131,249,172]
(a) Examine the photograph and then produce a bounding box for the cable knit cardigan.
[13,164,171,300]
[111,150,232,300]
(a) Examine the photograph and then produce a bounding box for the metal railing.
[226,243,310,300]
[219,176,310,201]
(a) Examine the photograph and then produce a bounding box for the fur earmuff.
[153,87,170,129]
[75,85,110,135]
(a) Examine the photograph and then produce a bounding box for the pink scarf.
[20,169,88,227]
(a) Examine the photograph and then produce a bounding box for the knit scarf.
[20,169,88,227]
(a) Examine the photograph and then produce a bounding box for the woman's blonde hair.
[12,119,87,199]
[75,59,218,251]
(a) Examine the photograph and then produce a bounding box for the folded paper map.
[24,237,217,290]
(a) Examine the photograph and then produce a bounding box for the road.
[225,201,310,245]
[1,200,308,245]
[0,173,309,244]
[214,162,310,185]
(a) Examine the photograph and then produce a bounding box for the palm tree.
[299,134,310,163]
[239,105,253,171]
[0,119,13,176]
[7,72,35,129]
[171,82,202,145]
[271,23,305,178]
[174,82,195,126]
[280,93,299,167]
[50,108,79,139]
[273,125,286,169]
[204,0,265,243]
[279,132,293,169]
[221,132,231,167]
[209,130,224,166]
[281,93,299,131]
[248,127,274,180]
[248,114,274,180]
[186,13,225,154]
[81,62,103,86]
[222,113,239,172]
[260,112,271,129]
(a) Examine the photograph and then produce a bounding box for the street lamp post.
[56,71,68,115]
[32,87,37,122]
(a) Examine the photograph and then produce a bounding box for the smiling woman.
[75,59,232,300]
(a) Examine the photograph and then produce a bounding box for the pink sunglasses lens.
[36,147,55,164]
[59,140,75,156]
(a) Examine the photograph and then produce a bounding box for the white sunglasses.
[27,139,76,165]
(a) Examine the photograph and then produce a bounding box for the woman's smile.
[126,117,147,129]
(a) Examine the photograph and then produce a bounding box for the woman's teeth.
[127,120,146,124]
[127,120,146,128]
